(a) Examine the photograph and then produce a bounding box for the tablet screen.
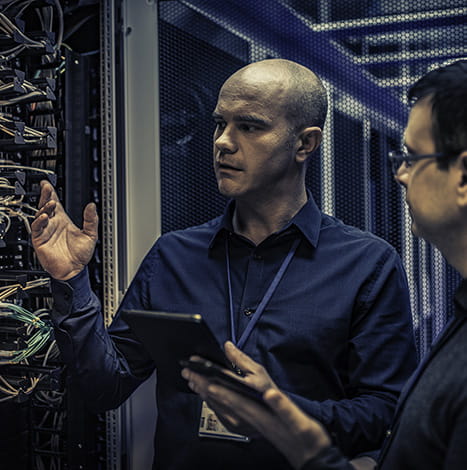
[121,309,230,392]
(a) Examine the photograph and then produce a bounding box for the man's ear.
[296,127,322,163]
[457,152,467,207]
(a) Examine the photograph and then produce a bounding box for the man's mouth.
[218,162,241,171]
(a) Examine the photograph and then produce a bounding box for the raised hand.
[31,180,99,281]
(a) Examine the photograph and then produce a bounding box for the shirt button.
[386,430,392,437]
[253,253,262,260]
[243,308,255,317]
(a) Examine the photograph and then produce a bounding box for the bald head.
[222,59,328,133]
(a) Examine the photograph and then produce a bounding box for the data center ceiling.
[160,0,467,130]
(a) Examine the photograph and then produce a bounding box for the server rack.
[0,1,105,468]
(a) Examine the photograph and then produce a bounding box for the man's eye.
[214,121,226,130]
[239,124,257,132]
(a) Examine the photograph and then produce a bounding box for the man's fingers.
[202,388,262,436]
[38,180,59,209]
[31,199,59,236]
[224,341,260,373]
[35,199,56,218]
[37,181,52,209]
[263,388,317,431]
[31,212,50,237]
[204,398,241,428]
[207,383,278,436]
[209,384,259,417]
[82,202,99,239]
[181,368,242,430]
[181,368,211,400]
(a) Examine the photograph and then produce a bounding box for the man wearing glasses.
[183,59,467,470]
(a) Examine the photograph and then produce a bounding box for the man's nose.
[394,163,408,188]
[214,127,237,155]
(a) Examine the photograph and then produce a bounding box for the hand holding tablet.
[121,309,265,405]
[180,358,266,405]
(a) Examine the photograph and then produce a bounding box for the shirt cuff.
[51,268,94,320]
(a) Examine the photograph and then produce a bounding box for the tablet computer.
[121,310,266,404]
[121,309,231,391]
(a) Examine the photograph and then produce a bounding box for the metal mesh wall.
[157,0,466,359]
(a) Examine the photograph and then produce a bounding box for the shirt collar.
[208,190,322,250]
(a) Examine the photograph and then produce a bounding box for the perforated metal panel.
[159,19,242,229]
[158,0,466,358]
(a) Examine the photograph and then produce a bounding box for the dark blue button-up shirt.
[50,194,417,470]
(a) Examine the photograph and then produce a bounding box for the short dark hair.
[408,60,467,168]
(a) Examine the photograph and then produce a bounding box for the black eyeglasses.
[388,150,446,176]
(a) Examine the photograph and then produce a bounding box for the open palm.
[31,181,98,281]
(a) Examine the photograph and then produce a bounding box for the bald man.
[31,59,416,470]
[183,58,467,470]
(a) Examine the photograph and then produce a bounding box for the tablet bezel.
[121,309,230,391]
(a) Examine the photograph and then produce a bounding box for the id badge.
[198,401,250,442]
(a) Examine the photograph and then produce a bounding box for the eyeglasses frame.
[388,150,448,176]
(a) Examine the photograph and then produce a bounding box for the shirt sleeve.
[289,248,417,457]
[50,262,156,412]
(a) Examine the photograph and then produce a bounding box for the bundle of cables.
[0,278,55,402]
[0,301,52,365]
[0,0,63,61]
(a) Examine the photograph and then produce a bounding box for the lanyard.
[225,237,300,349]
